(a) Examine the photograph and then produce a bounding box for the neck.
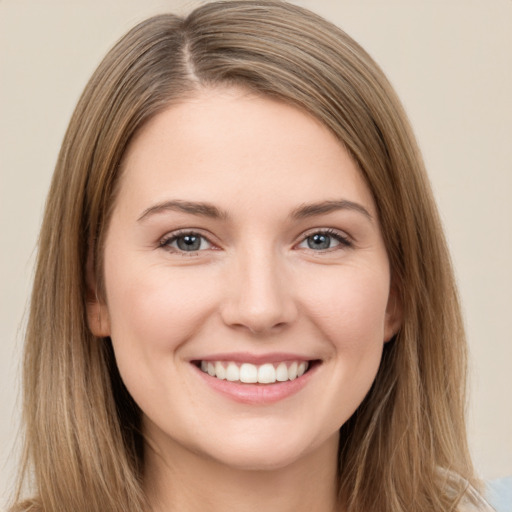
[144,431,340,512]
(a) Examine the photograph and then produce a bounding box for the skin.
[88,87,401,512]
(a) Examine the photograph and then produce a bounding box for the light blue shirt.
[486,477,512,512]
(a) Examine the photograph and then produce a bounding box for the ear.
[384,284,402,343]
[85,248,111,338]
[87,296,111,338]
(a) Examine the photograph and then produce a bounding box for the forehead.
[118,87,376,219]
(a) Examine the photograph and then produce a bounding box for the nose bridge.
[221,243,296,333]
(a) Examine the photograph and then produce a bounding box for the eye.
[160,231,213,253]
[297,229,352,251]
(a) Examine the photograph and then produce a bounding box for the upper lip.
[191,352,315,364]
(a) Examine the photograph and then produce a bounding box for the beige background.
[1,0,511,503]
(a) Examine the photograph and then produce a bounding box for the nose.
[220,247,298,335]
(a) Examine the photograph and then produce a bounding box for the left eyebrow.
[290,200,373,222]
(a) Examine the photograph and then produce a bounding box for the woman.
[10,1,494,511]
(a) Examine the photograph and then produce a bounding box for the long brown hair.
[11,2,477,511]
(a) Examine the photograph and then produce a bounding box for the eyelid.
[157,227,353,254]
[158,229,218,253]
[295,227,353,250]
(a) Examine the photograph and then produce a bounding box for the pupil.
[308,233,330,250]
[177,235,201,251]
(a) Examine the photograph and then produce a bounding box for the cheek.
[299,266,389,425]
[104,258,219,360]
[102,258,223,421]
[298,263,391,350]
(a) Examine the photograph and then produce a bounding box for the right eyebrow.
[137,200,228,222]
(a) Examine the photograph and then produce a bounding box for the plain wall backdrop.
[1,0,511,504]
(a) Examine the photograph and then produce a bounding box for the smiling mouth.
[195,360,317,384]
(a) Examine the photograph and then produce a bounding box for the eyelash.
[159,230,213,255]
[298,228,353,252]
[158,228,353,255]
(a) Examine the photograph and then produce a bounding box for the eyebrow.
[290,200,373,222]
[137,198,372,223]
[137,200,227,222]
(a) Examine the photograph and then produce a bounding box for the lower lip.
[192,363,318,405]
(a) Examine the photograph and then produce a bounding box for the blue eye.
[298,230,351,251]
[161,232,212,252]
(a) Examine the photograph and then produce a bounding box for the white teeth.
[258,363,276,384]
[226,362,240,381]
[199,360,310,383]
[276,362,289,382]
[239,363,258,383]
[215,361,226,380]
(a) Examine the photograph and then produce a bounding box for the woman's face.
[89,87,400,471]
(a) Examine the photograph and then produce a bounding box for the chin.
[205,447,309,472]
[190,426,338,473]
